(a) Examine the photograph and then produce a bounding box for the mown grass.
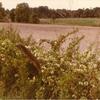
[40,18,100,27]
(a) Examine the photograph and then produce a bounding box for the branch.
[16,44,41,74]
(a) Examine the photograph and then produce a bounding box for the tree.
[50,10,57,23]
[82,8,91,18]
[10,9,15,22]
[15,3,30,23]
[0,2,6,22]
[93,7,100,17]
[74,9,84,18]
[29,13,40,24]
[38,6,49,18]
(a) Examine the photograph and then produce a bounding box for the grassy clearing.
[40,18,100,27]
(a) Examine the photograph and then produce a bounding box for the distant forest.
[0,2,100,23]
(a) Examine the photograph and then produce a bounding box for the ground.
[0,22,100,51]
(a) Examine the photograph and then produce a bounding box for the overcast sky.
[1,0,100,10]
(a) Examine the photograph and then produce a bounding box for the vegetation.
[40,18,100,26]
[1,2,100,25]
[0,3,6,22]
[15,3,30,23]
[0,28,100,99]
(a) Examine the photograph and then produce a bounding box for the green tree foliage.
[1,2,100,23]
[10,9,15,22]
[0,2,6,21]
[15,3,30,23]
[94,7,100,18]
[38,6,49,18]
[29,13,40,24]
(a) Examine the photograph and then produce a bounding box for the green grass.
[40,18,100,27]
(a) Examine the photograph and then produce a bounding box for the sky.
[1,0,100,10]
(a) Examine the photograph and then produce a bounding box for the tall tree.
[15,3,30,23]
[0,2,6,21]
[29,12,40,24]
[93,7,100,17]
[10,9,15,22]
[38,6,49,18]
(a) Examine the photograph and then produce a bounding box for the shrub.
[0,28,100,99]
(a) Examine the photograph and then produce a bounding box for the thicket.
[0,28,100,99]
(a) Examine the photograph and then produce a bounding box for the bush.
[0,28,100,99]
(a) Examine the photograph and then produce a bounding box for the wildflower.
[74,68,84,73]
[41,69,44,73]
[98,57,100,62]
[93,64,97,68]
[79,81,83,85]
[50,70,54,74]
[0,54,5,61]
[1,39,11,46]
[92,84,95,88]
[72,94,76,98]
[84,81,89,86]
[25,45,31,49]
[14,74,19,78]
[1,58,5,61]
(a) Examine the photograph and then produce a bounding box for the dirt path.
[0,23,100,51]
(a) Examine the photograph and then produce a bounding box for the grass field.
[40,18,100,27]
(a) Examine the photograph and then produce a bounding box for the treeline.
[0,2,100,23]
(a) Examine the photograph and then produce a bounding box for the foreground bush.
[0,28,100,99]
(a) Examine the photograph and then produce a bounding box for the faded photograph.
[0,0,100,99]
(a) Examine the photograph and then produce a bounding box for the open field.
[40,18,100,27]
[0,22,100,51]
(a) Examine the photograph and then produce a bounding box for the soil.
[0,22,100,51]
